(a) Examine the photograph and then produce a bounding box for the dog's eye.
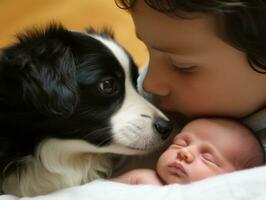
[98,78,118,95]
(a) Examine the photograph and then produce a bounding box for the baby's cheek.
[156,151,173,179]
[158,149,173,164]
[188,163,218,182]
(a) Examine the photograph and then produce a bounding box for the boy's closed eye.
[172,64,198,74]
[168,55,199,73]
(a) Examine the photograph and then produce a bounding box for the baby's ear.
[0,44,79,118]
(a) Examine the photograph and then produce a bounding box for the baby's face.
[156,119,254,184]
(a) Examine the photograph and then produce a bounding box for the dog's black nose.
[154,118,173,140]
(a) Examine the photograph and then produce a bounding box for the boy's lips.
[168,162,188,176]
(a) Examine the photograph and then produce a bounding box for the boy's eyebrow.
[135,31,171,52]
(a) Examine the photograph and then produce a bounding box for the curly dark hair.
[115,0,266,73]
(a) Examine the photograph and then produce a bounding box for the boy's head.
[115,0,266,119]
[156,118,264,184]
[115,0,266,73]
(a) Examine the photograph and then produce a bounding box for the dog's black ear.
[0,37,79,118]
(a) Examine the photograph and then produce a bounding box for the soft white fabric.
[1,165,266,200]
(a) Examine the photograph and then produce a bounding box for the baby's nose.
[177,149,194,163]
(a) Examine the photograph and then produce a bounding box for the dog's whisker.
[96,136,114,146]
[141,114,152,119]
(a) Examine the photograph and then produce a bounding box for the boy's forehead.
[131,1,219,33]
[131,0,221,55]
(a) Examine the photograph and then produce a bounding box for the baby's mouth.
[168,162,188,177]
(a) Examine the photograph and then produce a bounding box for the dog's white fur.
[2,139,113,196]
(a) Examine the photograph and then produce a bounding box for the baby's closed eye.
[200,152,220,167]
[175,139,188,147]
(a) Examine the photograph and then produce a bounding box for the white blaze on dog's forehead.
[87,34,130,73]
[70,30,130,73]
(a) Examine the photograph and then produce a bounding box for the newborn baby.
[112,118,264,185]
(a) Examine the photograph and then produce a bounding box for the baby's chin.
[163,175,191,185]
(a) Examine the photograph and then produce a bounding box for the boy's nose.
[177,149,194,163]
[143,68,170,97]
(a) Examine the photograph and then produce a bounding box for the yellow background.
[0,0,148,67]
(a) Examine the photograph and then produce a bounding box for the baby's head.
[156,118,264,184]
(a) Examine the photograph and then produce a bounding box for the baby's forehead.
[172,119,257,153]
[173,119,227,140]
[174,118,263,167]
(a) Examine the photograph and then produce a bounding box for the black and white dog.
[0,24,172,196]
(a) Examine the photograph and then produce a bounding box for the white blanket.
[1,165,266,200]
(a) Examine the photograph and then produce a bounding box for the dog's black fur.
[0,24,172,196]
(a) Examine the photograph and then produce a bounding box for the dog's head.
[0,24,173,157]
